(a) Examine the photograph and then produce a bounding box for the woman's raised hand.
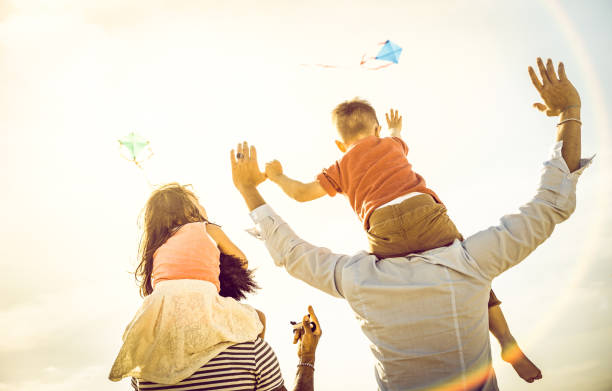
[293,306,322,364]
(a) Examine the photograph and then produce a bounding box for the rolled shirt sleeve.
[250,204,348,298]
[316,162,343,197]
[463,141,593,280]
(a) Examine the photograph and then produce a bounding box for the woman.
[132,255,321,391]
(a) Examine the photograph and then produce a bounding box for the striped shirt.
[132,338,284,391]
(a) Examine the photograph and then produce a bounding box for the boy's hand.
[528,58,581,116]
[386,109,402,135]
[265,160,284,182]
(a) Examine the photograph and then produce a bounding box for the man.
[229,58,591,390]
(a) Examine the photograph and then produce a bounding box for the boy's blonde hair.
[332,98,379,142]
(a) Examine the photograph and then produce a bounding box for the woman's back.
[131,338,284,391]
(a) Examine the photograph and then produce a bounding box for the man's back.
[338,245,497,390]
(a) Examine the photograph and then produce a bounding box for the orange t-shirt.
[317,136,440,229]
[152,222,221,291]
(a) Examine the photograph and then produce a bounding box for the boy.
[264,98,541,382]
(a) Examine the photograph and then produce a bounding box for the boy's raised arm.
[386,109,403,138]
[265,160,327,202]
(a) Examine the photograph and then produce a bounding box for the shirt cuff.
[249,204,277,224]
[547,140,594,177]
[538,140,593,209]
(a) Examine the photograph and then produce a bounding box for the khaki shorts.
[367,194,463,258]
[367,194,501,308]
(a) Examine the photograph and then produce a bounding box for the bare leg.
[489,305,542,383]
[256,309,266,340]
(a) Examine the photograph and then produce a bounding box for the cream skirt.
[109,279,263,384]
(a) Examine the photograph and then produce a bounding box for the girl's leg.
[488,298,542,383]
[256,309,266,339]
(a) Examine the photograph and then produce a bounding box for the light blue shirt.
[250,142,591,391]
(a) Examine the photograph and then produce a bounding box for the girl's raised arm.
[206,224,248,268]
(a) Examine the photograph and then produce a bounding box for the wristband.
[298,362,315,371]
[557,118,582,126]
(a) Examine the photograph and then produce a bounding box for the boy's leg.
[488,291,542,383]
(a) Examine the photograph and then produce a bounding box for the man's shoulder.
[414,240,491,280]
[367,242,488,281]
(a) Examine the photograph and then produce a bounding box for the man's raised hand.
[528,58,581,117]
[230,141,266,191]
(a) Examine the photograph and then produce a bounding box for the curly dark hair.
[218,253,259,300]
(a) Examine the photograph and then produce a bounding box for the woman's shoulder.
[181,221,208,230]
[211,338,265,357]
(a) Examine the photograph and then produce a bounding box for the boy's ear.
[374,125,382,137]
[335,140,347,153]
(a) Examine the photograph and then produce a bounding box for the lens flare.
[412,2,610,389]
[523,0,611,347]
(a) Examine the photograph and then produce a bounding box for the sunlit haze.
[1,1,611,390]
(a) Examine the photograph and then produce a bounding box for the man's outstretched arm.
[463,58,591,279]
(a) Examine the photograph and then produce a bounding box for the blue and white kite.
[360,40,403,69]
[303,39,403,70]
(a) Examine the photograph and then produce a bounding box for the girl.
[109,183,264,385]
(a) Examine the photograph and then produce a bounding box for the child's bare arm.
[206,224,248,268]
[265,160,327,202]
[386,109,403,138]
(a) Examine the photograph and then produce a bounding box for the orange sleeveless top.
[152,222,221,291]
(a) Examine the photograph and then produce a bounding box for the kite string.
[134,161,154,189]
[300,59,393,70]
[118,142,155,189]
[361,62,394,70]
[301,40,398,70]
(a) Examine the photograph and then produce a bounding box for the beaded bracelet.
[557,118,582,126]
[298,362,315,371]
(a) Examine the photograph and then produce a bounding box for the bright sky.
[1,1,611,390]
